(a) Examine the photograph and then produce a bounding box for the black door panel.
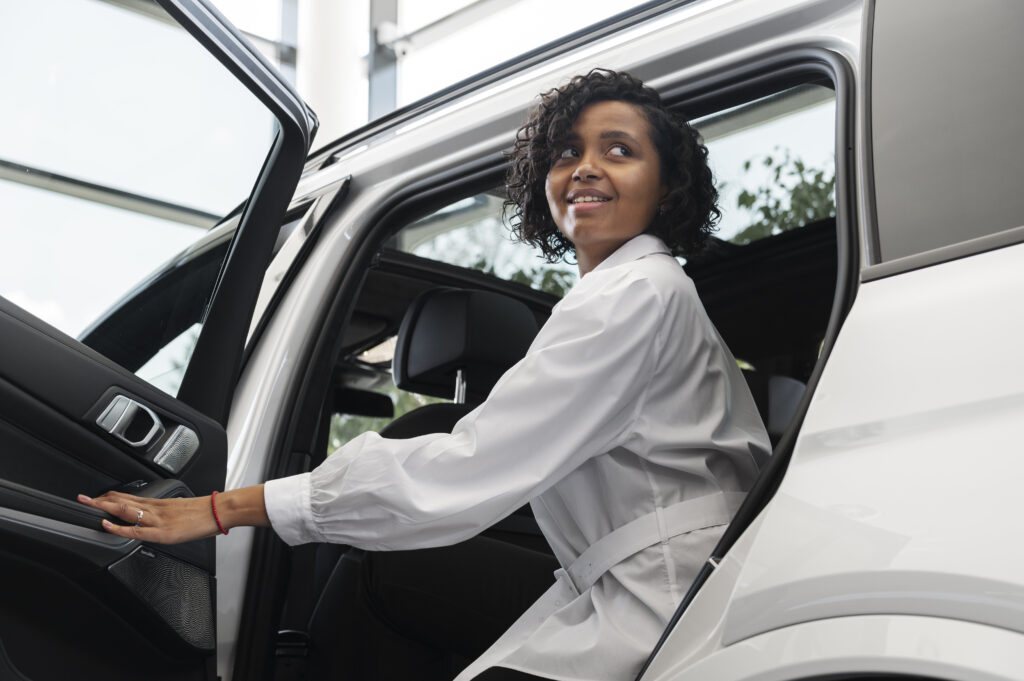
[0,304,223,676]
[0,299,226,497]
[0,477,212,571]
[0,547,211,681]
[0,477,113,531]
[0,473,217,675]
[0,407,124,499]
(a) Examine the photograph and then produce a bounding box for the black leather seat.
[298,288,549,681]
[380,287,540,439]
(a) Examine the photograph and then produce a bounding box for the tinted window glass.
[329,383,449,453]
[329,339,449,452]
[388,193,577,298]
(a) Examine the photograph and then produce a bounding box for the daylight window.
[694,84,836,245]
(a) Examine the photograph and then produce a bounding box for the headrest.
[392,288,540,403]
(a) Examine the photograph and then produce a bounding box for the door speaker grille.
[109,545,215,651]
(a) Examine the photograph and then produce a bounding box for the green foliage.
[732,149,835,245]
[504,265,575,298]
[472,258,576,298]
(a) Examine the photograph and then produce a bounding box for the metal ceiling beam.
[101,0,297,66]
[0,158,220,229]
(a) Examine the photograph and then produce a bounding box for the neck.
[577,257,596,278]
[575,244,617,277]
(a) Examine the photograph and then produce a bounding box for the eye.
[555,147,579,161]
[608,144,630,157]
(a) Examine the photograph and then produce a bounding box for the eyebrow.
[565,130,643,145]
[599,130,642,144]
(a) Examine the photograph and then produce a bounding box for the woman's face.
[545,100,667,274]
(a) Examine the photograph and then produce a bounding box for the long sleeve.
[264,267,668,548]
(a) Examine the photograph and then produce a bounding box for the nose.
[572,155,603,182]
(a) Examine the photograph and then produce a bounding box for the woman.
[79,69,770,681]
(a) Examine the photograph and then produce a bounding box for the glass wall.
[396,0,649,106]
[1,0,278,394]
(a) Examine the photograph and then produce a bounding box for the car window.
[386,193,578,298]
[329,339,449,452]
[0,0,278,397]
[685,82,838,383]
[329,383,449,452]
[135,323,203,396]
[385,84,834,297]
[695,84,836,245]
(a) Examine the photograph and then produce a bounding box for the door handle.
[95,395,164,448]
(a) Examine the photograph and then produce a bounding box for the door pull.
[96,395,164,448]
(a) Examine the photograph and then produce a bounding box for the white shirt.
[265,234,770,681]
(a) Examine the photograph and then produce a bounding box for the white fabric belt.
[553,491,746,597]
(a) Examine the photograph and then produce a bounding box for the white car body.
[646,241,1024,680]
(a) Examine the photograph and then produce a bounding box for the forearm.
[216,484,270,530]
[78,483,271,544]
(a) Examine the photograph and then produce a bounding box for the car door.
[0,1,313,679]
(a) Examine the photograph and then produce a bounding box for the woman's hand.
[77,485,269,544]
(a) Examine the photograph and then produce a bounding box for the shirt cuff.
[264,473,318,546]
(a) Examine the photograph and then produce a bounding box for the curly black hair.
[505,69,719,262]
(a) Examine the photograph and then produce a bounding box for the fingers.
[77,492,145,524]
[77,492,155,539]
[99,517,150,541]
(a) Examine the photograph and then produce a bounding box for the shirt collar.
[589,234,672,275]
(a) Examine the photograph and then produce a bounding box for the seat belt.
[274,543,319,680]
[554,492,746,596]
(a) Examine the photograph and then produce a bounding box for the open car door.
[0,1,313,678]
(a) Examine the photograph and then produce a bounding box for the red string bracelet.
[211,491,229,535]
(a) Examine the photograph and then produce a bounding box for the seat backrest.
[382,287,540,439]
[742,371,806,446]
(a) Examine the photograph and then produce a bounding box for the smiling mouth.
[569,196,611,204]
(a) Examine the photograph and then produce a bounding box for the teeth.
[570,196,610,203]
